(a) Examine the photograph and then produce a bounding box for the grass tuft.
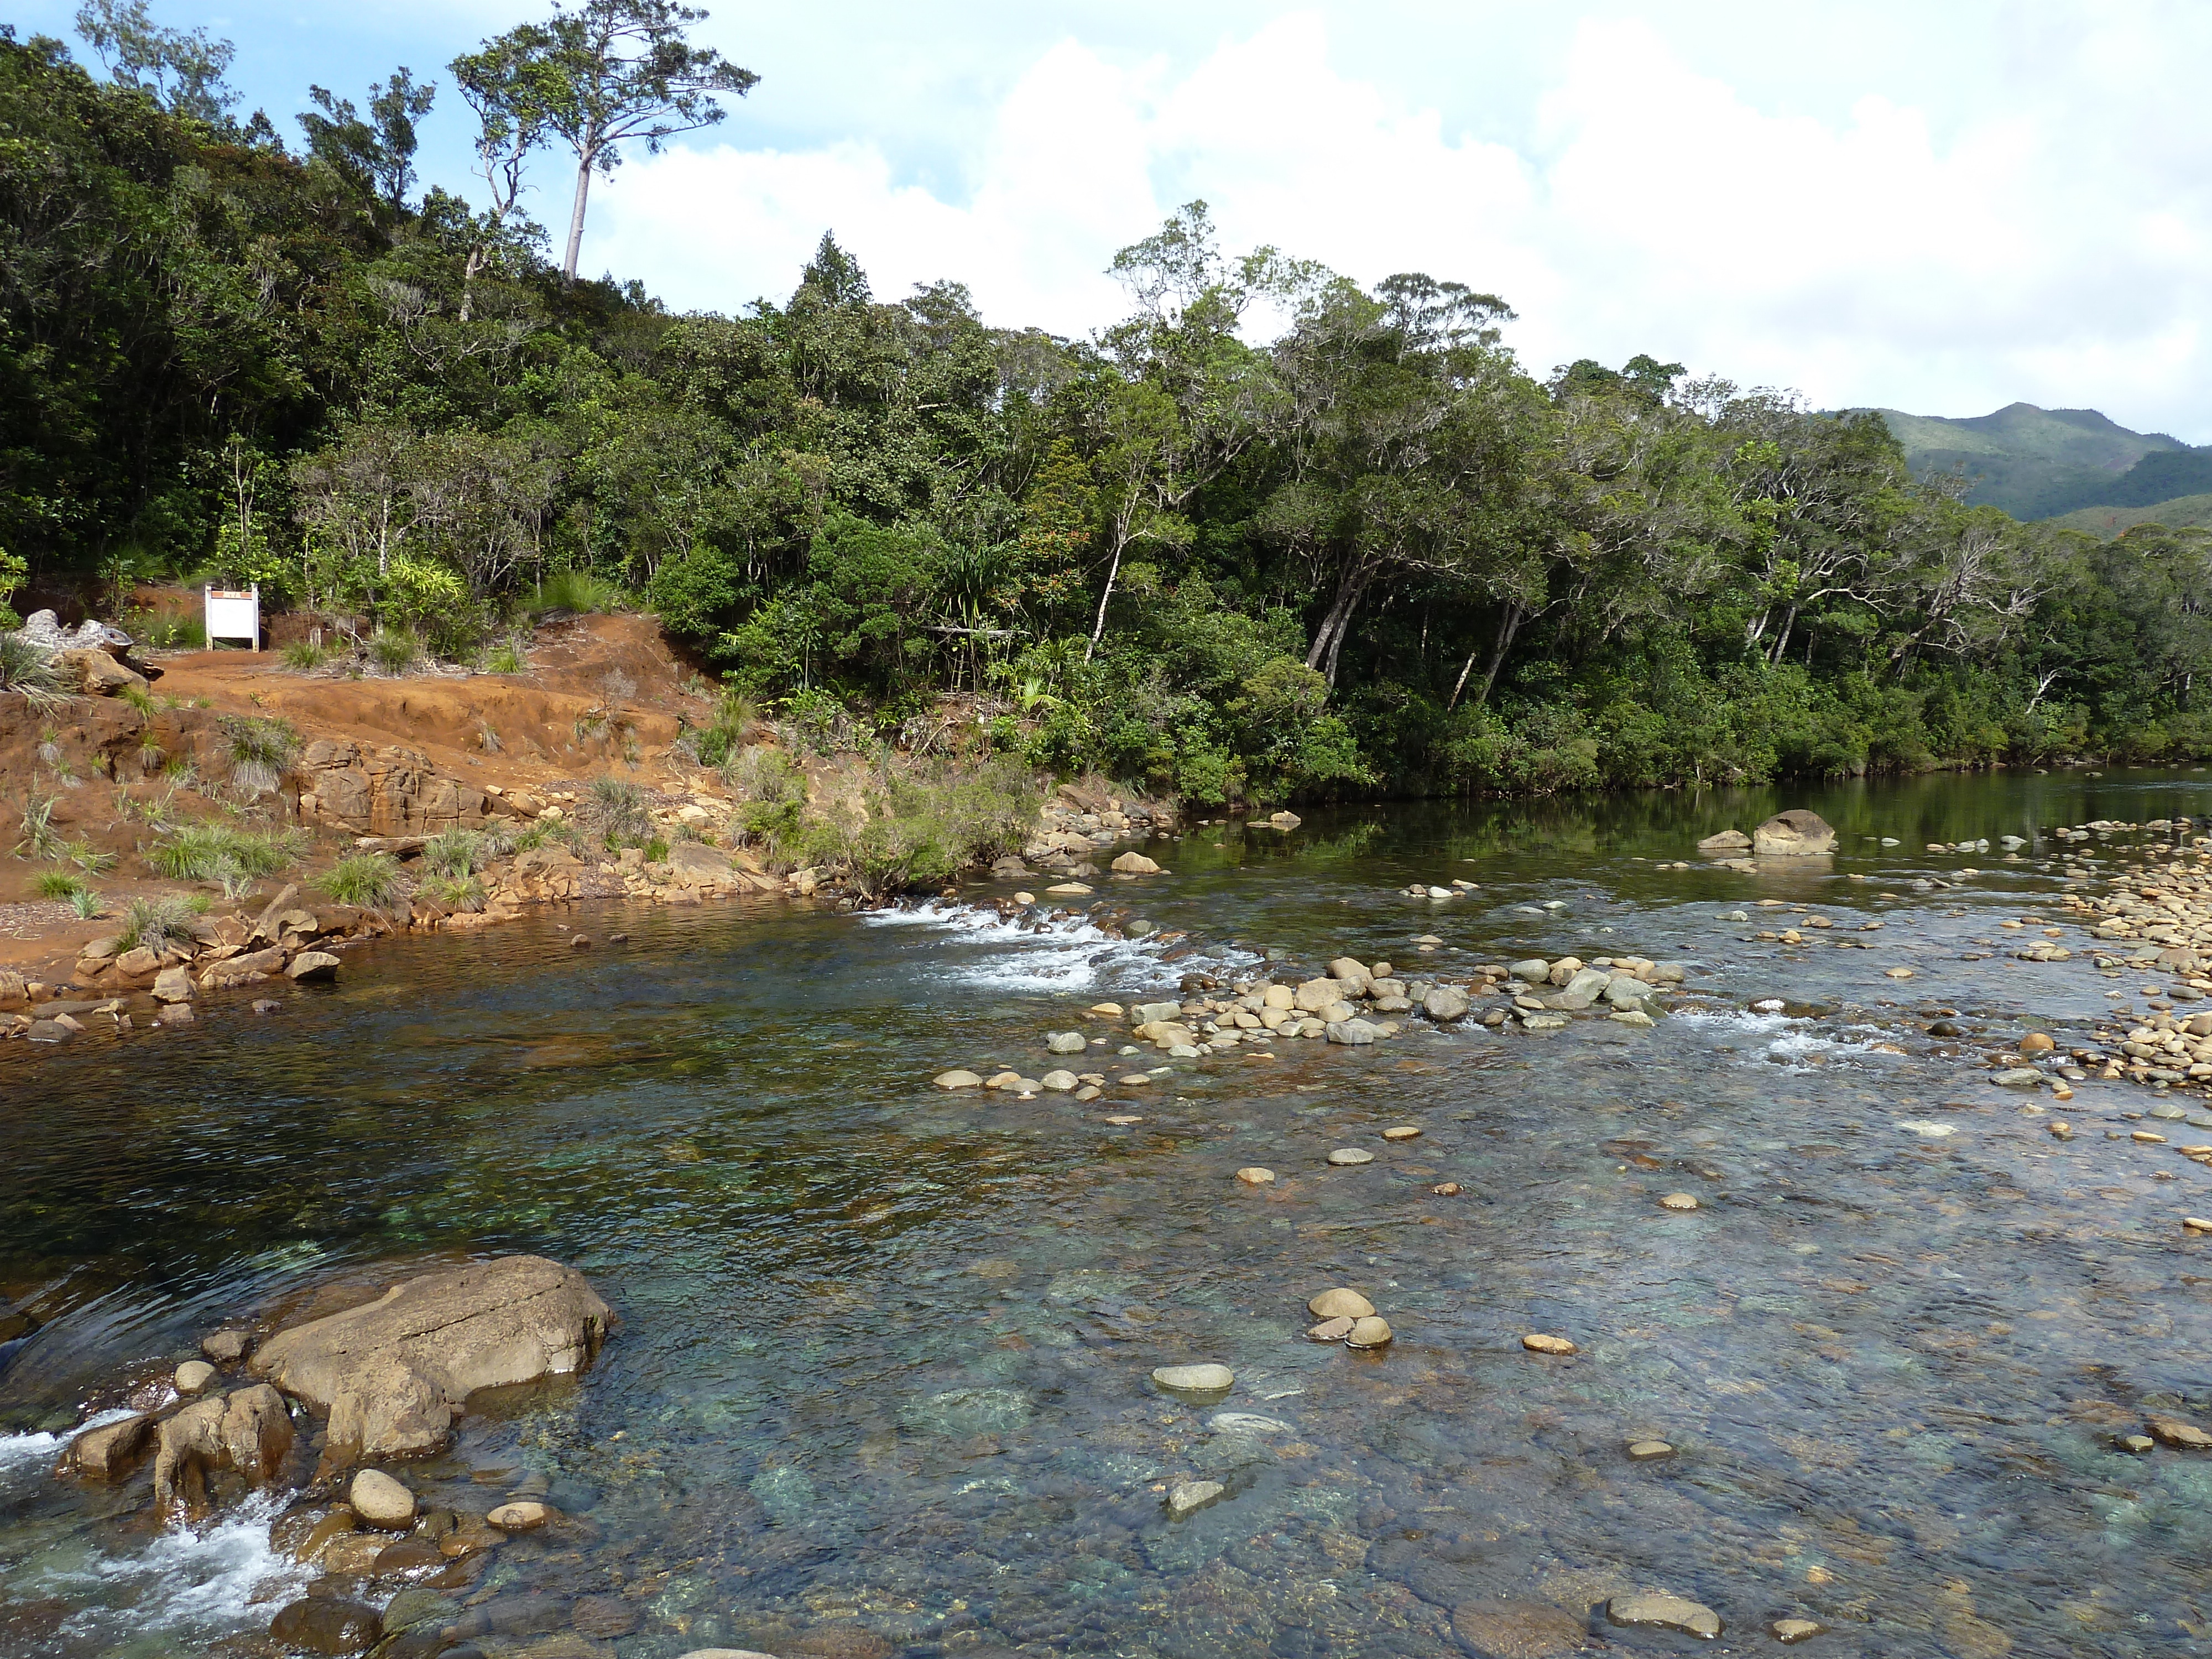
[220,714,299,797]
[316,851,402,908]
[150,822,306,896]
[117,892,202,952]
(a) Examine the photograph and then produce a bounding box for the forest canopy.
[3,16,2209,805]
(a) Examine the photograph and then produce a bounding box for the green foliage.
[368,630,421,675]
[150,822,306,894]
[588,775,650,845]
[0,633,68,712]
[11,792,62,859]
[317,851,402,907]
[282,638,331,670]
[771,758,1038,900]
[726,746,807,842]
[419,871,485,912]
[0,19,2205,801]
[116,891,202,953]
[421,827,493,878]
[36,869,90,900]
[69,885,103,919]
[530,570,624,617]
[220,714,298,796]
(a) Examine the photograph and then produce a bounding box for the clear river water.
[7,770,2212,1659]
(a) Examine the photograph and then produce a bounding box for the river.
[4,769,2212,1658]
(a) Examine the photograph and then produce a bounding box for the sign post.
[204,583,260,651]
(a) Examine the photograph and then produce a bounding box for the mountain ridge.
[1868,401,2212,525]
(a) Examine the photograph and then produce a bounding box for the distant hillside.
[1870,402,2207,520]
[2048,493,2212,538]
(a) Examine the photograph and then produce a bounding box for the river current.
[6,770,2212,1658]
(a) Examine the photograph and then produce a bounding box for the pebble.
[675,1651,782,1659]
[1152,1363,1234,1394]
[1772,1618,1825,1644]
[1235,1167,1276,1185]
[201,1330,251,1364]
[1627,1439,1674,1460]
[1345,1315,1392,1348]
[1658,1193,1699,1212]
[2050,1122,2074,1139]
[2124,1433,2156,1453]
[1040,1070,1077,1091]
[933,1070,982,1089]
[2020,1032,2055,1052]
[1074,1086,1102,1102]
[1307,1288,1375,1319]
[1431,1181,1462,1196]
[1522,1333,1578,1355]
[174,1360,216,1395]
[1885,967,1914,978]
[1118,1074,1153,1087]
[486,1500,553,1530]
[1327,1147,1374,1166]
[349,1469,416,1530]
[2134,1130,2168,1143]
[1381,1125,1422,1141]
[1607,1593,1721,1640]
[1103,1113,1141,1125]
[2185,1216,2212,1234]
[1166,1479,1225,1517]
[1089,1002,1124,1016]
[1307,1317,1355,1342]
[1046,1031,1086,1054]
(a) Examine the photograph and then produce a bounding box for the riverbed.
[6,770,2212,1658]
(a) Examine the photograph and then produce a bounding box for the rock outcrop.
[1752,808,1836,855]
[296,740,513,836]
[152,1384,294,1511]
[249,1256,611,1463]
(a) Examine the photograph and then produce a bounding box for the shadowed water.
[6,770,2212,1657]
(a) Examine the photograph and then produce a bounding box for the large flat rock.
[251,1256,610,1462]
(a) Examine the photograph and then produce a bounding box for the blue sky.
[21,1,2212,439]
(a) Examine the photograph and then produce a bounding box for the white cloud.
[584,6,2212,438]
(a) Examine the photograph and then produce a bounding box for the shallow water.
[8,771,2212,1657]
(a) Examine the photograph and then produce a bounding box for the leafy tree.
[299,70,435,216]
[73,0,234,122]
[458,0,757,281]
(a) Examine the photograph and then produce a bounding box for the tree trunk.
[1474,603,1524,708]
[562,158,593,281]
[1766,602,1799,665]
[460,245,486,322]
[1084,536,1127,663]
[1305,562,1371,687]
[1446,646,1479,712]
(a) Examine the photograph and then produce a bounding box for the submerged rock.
[1608,1594,1721,1640]
[1167,1479,1225,1517]
[1307,1288,1375,1319]
[1151,1363,1234,1394]
[269,1597,383,1655]
[1450,1600,1589,1659]
[249,1255,610,1464]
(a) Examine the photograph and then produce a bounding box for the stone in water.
[1608,1594,1721,1640]
[1658,1193,1699,1212]
[933,1070,982,1089]
[1381,1125,1422,1141]
[1307,1287,1375,1319]
[1307,1317,1355,1341]
[1235,1166,1275,1185]
[1152,1363,1234,1394]
[1627,1439,1674,1460]
[1345,1315,1392,1349]
[1522,1333,1577,1355]
[1772,1619,1825,1645]
[1327,1147,1374,1166]
[1166,1479,1224,1517]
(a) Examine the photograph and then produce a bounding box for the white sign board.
[204,583,260,651]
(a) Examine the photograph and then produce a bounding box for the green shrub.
[420,872,484,912]
[528,569,624,617]
[283,638,330,670]
[771,758,1037,900]
[11,792,61,859]
[221,714,298,796]
[317,852,402,907]
[118,683,156,716]
[484,639,527,675]
[726,747,807,843]
[68,886,102,920]
[643,836,669,863]
[368,630,420,675]
[589,776,650,846]
[36,869,88,900]
[151,823,306,894]
[421,827,493,879]
[0,632,66,712]
[691,690,760,768]
[135,613,205,650]
[117,892,202,952]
